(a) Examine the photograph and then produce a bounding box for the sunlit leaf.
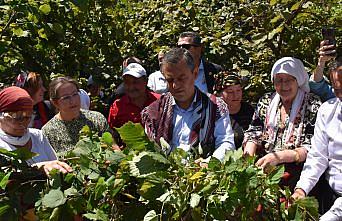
[144,210,158,221]
[42,189,66,208]
[190,193,201,208]
[39,4,51,15]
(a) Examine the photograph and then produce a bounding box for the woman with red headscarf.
[0,86,71,174]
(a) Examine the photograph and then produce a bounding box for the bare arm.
[312,40,336,82]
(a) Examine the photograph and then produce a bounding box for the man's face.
[177,37,202,64]
[162,59,197,108]
[123,75,147,99]
[330,66,342,99]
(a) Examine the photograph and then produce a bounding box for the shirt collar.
[171,89,197,112]
[198,60,204,71]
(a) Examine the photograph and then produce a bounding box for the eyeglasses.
[58,91,80,103]
[177,44,201,50]
[0,111,32,122]
[274,78,297,85]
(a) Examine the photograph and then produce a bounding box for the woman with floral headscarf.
[243,57,321,191]
[214,71,254,148]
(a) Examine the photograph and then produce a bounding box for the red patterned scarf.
[142,88,219,158]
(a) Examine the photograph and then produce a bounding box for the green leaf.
[12,28,29,37]
[0,172,11,189]
[104,150,125,164]
[64,187,80,197]
[129,151,170,178]
[270,0,278,6]
[39,4,51,15]
[42,188,66,208]
[290,2,301,11]
[94,177,106,200]
[83,209,109,221]
[0,204,10,216]
[0,148,37,161]
[101,132,113,146]
[190,171,205,180]
[268,165,285,184]
[38,28,48,40]
[190,193,201,208]
[144,210,158,221]
[116,122,154,150]
[49,207,60,221]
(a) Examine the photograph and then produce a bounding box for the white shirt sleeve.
[295,106,329,195]
[212,113,235,161]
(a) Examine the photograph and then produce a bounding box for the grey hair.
[160,48,195,73]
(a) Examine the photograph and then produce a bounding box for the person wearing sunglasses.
[177,31,222,94]
[0,86,72,173]
[42,77,110,155]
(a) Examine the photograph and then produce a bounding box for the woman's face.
[0,110,33,137]
[221,84,243,107]
[53,83,80,114]
[273,73,298,102]
[31,79,46,105]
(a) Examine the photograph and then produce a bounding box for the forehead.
[58,83,78,95]
[123,75,145,82]
[224,84,242,91]
[162,60,191,78]
[177,37,194,45]
[274,73,296,79]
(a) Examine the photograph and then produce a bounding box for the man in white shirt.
[292,58,342,220]
[142,48,235,162]
[177,32,222,94]
[148,51,168,94]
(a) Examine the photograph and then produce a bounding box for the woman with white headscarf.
[243,57,321,191]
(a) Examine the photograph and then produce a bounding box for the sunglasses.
[177,44,201,50]
[0,111,32,122]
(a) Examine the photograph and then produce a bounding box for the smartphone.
[322,27,336,56]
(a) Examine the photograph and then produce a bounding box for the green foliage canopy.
[0,0,340,101]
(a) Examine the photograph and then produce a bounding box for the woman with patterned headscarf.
[215,71,254,148]
[243,57,322,191]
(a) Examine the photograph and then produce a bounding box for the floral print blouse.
[244,92,321,153]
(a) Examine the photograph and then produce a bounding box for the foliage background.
[0,0,341,101]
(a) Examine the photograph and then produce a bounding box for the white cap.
[122,63,146,78]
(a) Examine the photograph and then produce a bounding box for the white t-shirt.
[0,128,57,165]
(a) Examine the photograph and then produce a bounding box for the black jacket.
[202,59,223,94]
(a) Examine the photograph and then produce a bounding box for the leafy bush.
[0,123,318,220]
[0,0,340,101]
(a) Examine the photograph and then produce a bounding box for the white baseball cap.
[122,63,146,78]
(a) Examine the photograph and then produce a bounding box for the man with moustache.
[142,48,235,162]
[108,63,160,129]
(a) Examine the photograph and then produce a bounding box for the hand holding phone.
[322,27,336,57]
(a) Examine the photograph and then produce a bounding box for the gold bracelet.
[293,149,300,163]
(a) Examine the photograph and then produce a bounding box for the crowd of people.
[0,31,341,220]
